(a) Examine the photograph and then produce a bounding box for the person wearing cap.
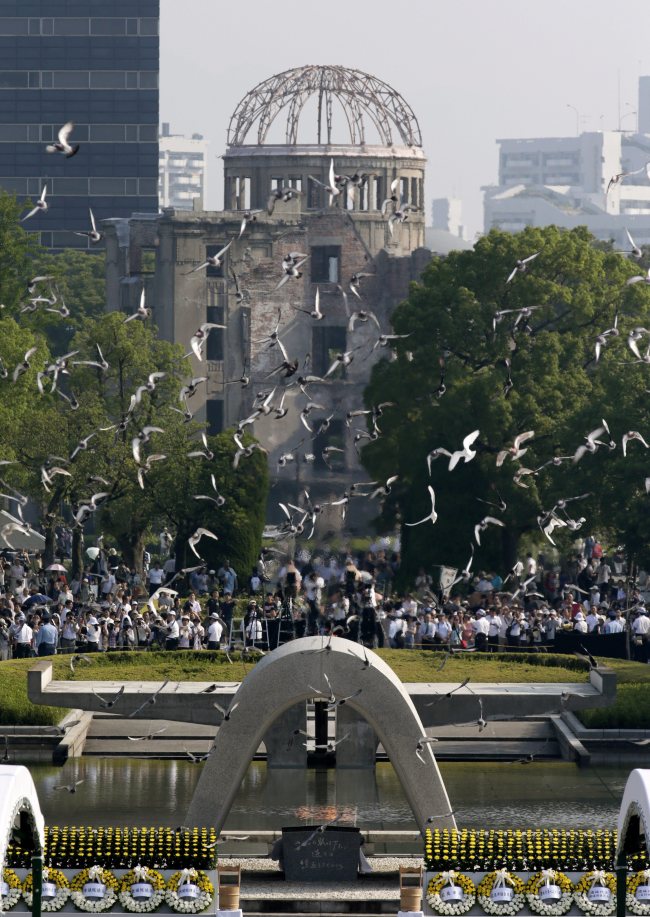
[603,609,625,634]
[573,611,588,634]
[78,577,91,604]
[586,585,601,611]
[119,616,136,650]
[207,612,223,650]
[178,614,194,649]
[472,608,489,651]
[85,612,101,651]
[165,610,180,650]
[249,567,262,595]
[243,601,263,647]
[134,612,151,649]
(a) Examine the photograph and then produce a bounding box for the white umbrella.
[86,547,100,560]
[45,563,67,572]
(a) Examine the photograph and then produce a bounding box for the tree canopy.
[362,225,650,579]
[0,193,268,579]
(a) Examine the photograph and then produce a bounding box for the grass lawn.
[0,648,647,727]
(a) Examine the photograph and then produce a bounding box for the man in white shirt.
[10,615,33,658]
[472,609,490,652]
[632,608,650,662]
[388,614,405,648]
[85,614,101,651]
[596,558,612,591]
[603,611,624,634]
[401,595,418,617]
[487,610,502,651]
[585,608,601,634]
[165,610,180,650]
[101,571,116,597]
[207,612,223,650]
[148,563,164,595]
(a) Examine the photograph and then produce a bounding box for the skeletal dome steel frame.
[227,65,422,148]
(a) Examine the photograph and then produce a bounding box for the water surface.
[27,759,629,832]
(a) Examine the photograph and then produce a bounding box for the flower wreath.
[627,869,650,916]
[573,870,616,916]
[23,867,70,912]
[165,868,214,913]
[525,869,574,916]
[118,866,166,913]
[477,869,526,916]
[1,868,23,910]
[70,866,119,913]
[427,870,476,915]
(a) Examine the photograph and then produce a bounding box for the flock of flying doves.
[5,121,650,576]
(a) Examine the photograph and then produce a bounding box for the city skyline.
[161,0,650,237]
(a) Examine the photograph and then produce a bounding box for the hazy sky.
[161,0,650,237]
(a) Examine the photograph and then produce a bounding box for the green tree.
[361,225,650,581]
[0,193,268,578]
[0,193,41,313]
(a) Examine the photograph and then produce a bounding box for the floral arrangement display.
[426,870,476,915]
[627,869,650,916]
[1,868,23,910]
[525,869,574,916]
[70,865,119,912]
[165,868,214,913]
[7,825,218,869]
[477,869,526,915]
[572,870,616,916]
[424,828,649,872]
[23,867,70,912]
[118,865,166,913]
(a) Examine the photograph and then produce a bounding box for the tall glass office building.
[0,0,159,248]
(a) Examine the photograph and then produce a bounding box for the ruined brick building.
[103,65,430,530]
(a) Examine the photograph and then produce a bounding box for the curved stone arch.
[186,637,455,835]
[0,766,45,876]
[617,769,650,860]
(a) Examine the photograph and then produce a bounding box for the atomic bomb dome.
[223,65,426,215]
[227,64,422,148]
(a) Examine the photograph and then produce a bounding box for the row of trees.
[362,225,650,580]
[0,193,268,578]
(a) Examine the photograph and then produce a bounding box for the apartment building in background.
[159,122,208,210]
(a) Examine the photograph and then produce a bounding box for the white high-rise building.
[159,123,208,210]
[484,100,650,250]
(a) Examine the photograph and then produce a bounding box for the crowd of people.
[0,535,649,663]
